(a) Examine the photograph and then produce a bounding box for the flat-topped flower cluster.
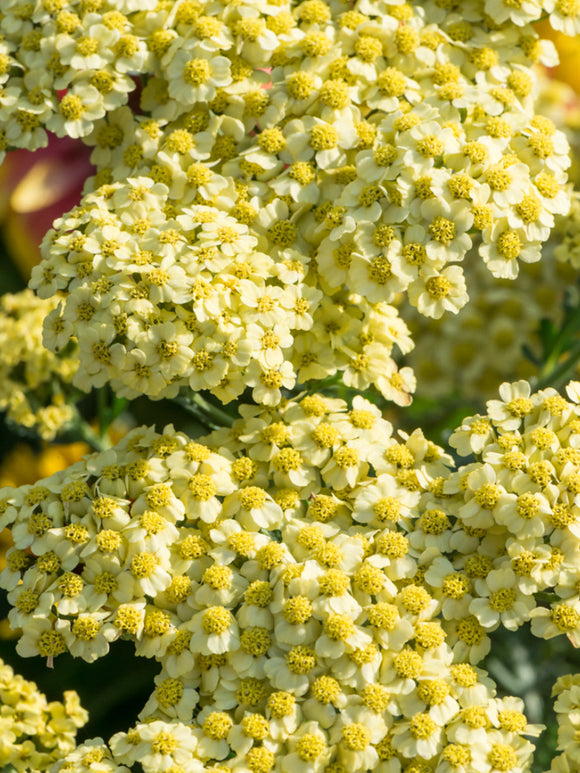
[448,380,580,649]
[0,290,79,440]
[2,0,580,769]
[35,183,415,406]
[0,657,88,772]
[549,672,580,772]
[406,70,580,403]
[407,225,579,402]
[0,0,573,404]
[7,380,580,770]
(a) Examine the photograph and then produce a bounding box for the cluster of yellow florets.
[404,70,580,403]
[407,239,579,401]
[548,673,580,772]
[0,657,88,772]
[34,181,414,406]
[1,387,561,771]
[449,380,580,648]
[492,0,580,33]
[0,0,571,405]
[555,191,580,268]
[0,290,79,440]
[2,0,580,769]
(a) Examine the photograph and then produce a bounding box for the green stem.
[193,393,235,427]
[96,387,128,443]
[110,394,129,424]
[75,421,108,452]
[97,387,109,440]
[539,297,580,377]
[534,340,580,392]
[175,393,235,429]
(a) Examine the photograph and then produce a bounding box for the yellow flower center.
[324,613,355,641]
[245,581,273,607]
[420,509,450,534]
[72,617,100,641]
[442,745,471,765]
[415,621,446,648]
[393,648,423,679]
[236,678,269,707]
[361,683,390,712]
[442,572,470,599]
[155,678,183,708]
[552,604,580,632]
[378,67,406,96]
[474,483,501,509]
[417,135,444,158]
[399,585,432,614]
[428,217,456,245]
[286,645,316,674]
[246,747,275,773]
[457,615,486,645]
[311,675,341,704]
[498,710,527,733]
[202,606,232,634]
[296,733,326,761]
[488,588,516,612]
[497,231,521,260]
[183,58,210,85]
[451,663,478,687]
[342,723,371,750]
[487,743,517,772]
[38,630,67,657]
[242,713,269,740]
[284,596,313,624]
[368,602,399,630]
[410,713,438,739]
[203,712,233,739]
[151,731,177,755]
[240,627,271,657]
[310,124,338,151]
[267,691,295,717]
[60,94,85,120]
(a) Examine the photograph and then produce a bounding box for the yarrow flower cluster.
[448,380,580,647]
[0,0,570,404]
[405,69,580,402]
[0,290,79,440]
[407,236,579,401]
[34,180,414,406]
[1,387,563,771]
[2,0,580,769]
[548,673,580,772]
[555,190,580,268]
[0,657,88,772]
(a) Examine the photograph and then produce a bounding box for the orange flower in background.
[537,20,580,95]
[0,441,90,489]
[0,417,130,491]
[0,135,93,278]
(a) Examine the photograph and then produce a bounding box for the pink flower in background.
[0,134,93,278]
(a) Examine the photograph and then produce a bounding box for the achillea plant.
[0,0,573,405]
[1,380,580,770]
[1,0,580,770]
[0,657,87,771]
[0,290,79,440]
[0,389,548,771]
